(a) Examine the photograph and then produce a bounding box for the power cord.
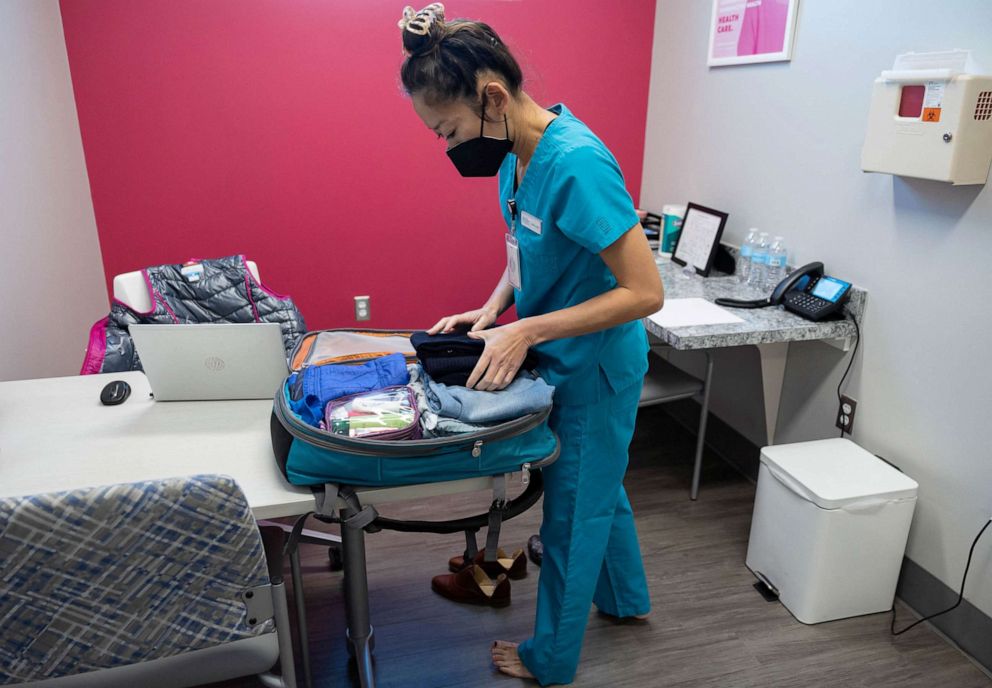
[891,517,992,635]
[837,315,861,438]
[873,454,903,473]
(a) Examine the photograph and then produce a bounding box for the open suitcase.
[272,328,560,487]
[269,329,560,687]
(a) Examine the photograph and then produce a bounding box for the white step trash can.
[745,438,919,624]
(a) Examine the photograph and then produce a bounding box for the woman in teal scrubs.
[399,5,664,685]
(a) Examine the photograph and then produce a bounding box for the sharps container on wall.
[659,204,687,255]
[745,438,919,624]
[861,50,992,185]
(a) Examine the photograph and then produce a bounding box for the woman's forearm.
[482,267,516,318]
[516,284,661,346]
[516,225,664,346]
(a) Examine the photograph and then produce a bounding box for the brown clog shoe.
[431,564,511,607]
[447,548,527,579]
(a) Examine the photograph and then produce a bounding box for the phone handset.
[769,262,823,305]
[715,262,824,309]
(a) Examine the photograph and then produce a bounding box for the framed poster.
[707,0,799,67]
[671,203,729,277]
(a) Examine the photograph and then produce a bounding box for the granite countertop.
[643,259,864,351]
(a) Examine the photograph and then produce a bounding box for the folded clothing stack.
[408,363,554,438]
[425,371,553,424]
[284,334,553,440]
[288,352,409,427]
[410,330,539,387]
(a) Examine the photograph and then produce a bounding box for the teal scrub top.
[498,104,649,406]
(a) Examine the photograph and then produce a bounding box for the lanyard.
[506,198,518,236]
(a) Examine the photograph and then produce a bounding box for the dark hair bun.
[398,3,446,57]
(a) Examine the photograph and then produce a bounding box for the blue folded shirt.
[288,353,409,427]
[424,371,554,425]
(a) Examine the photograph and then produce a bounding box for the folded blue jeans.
[408,364,492,437]
[423,371,554,424]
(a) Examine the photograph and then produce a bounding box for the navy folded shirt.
[411,330,539,386]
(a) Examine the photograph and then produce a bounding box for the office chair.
[112,260,261,311]
[114,261,328,685]
[0,474,297,688]
[639,347,714,500]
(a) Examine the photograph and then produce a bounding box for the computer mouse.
[100,380,132,406]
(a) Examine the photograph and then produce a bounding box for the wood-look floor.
[210,406,991,688]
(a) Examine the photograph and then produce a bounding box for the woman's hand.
[427,307,498,335]
[465,321,535,391]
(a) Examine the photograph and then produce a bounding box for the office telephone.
[715,262,852,322]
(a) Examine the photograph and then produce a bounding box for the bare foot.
[491,640,535,680]
[597,609,651,622]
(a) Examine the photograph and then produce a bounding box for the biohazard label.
[922,80,945,122]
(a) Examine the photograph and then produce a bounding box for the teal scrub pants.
[517,380,650,685]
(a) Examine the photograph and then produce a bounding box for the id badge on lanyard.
[506,233,522,290]
[506,198,522,290]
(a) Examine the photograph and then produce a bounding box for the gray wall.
[642,0,992,618]
[0,0,107,381]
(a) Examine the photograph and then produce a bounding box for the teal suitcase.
[270,328,559,487]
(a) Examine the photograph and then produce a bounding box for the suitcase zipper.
[274,389,550,457]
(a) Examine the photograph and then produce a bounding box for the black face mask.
[446,95,513,177]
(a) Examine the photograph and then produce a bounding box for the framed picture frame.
[707,0,800,67]
[671,203,729,277]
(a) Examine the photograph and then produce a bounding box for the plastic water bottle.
[747,232,770,292]
[765,236,788,291]
[737,229,759,284]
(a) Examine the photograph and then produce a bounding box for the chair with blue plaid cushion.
[0,474,297,688]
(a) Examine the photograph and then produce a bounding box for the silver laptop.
[130,323,289,401]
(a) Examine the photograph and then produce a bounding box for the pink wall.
[60,0,656,330]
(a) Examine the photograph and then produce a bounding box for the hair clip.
[398,3,445,35]
[399,3,446,56]
[397,6,417,31]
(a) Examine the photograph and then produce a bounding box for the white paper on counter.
[648,298,744,329]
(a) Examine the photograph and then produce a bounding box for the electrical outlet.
[836,394,857,434]
[354,295,370,322]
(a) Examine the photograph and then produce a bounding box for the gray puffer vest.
[82,255,306,374]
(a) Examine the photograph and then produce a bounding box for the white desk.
[0,372,519,517]
[0,371,533,688]
[0,371,313,519]
[645,260,867,444]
